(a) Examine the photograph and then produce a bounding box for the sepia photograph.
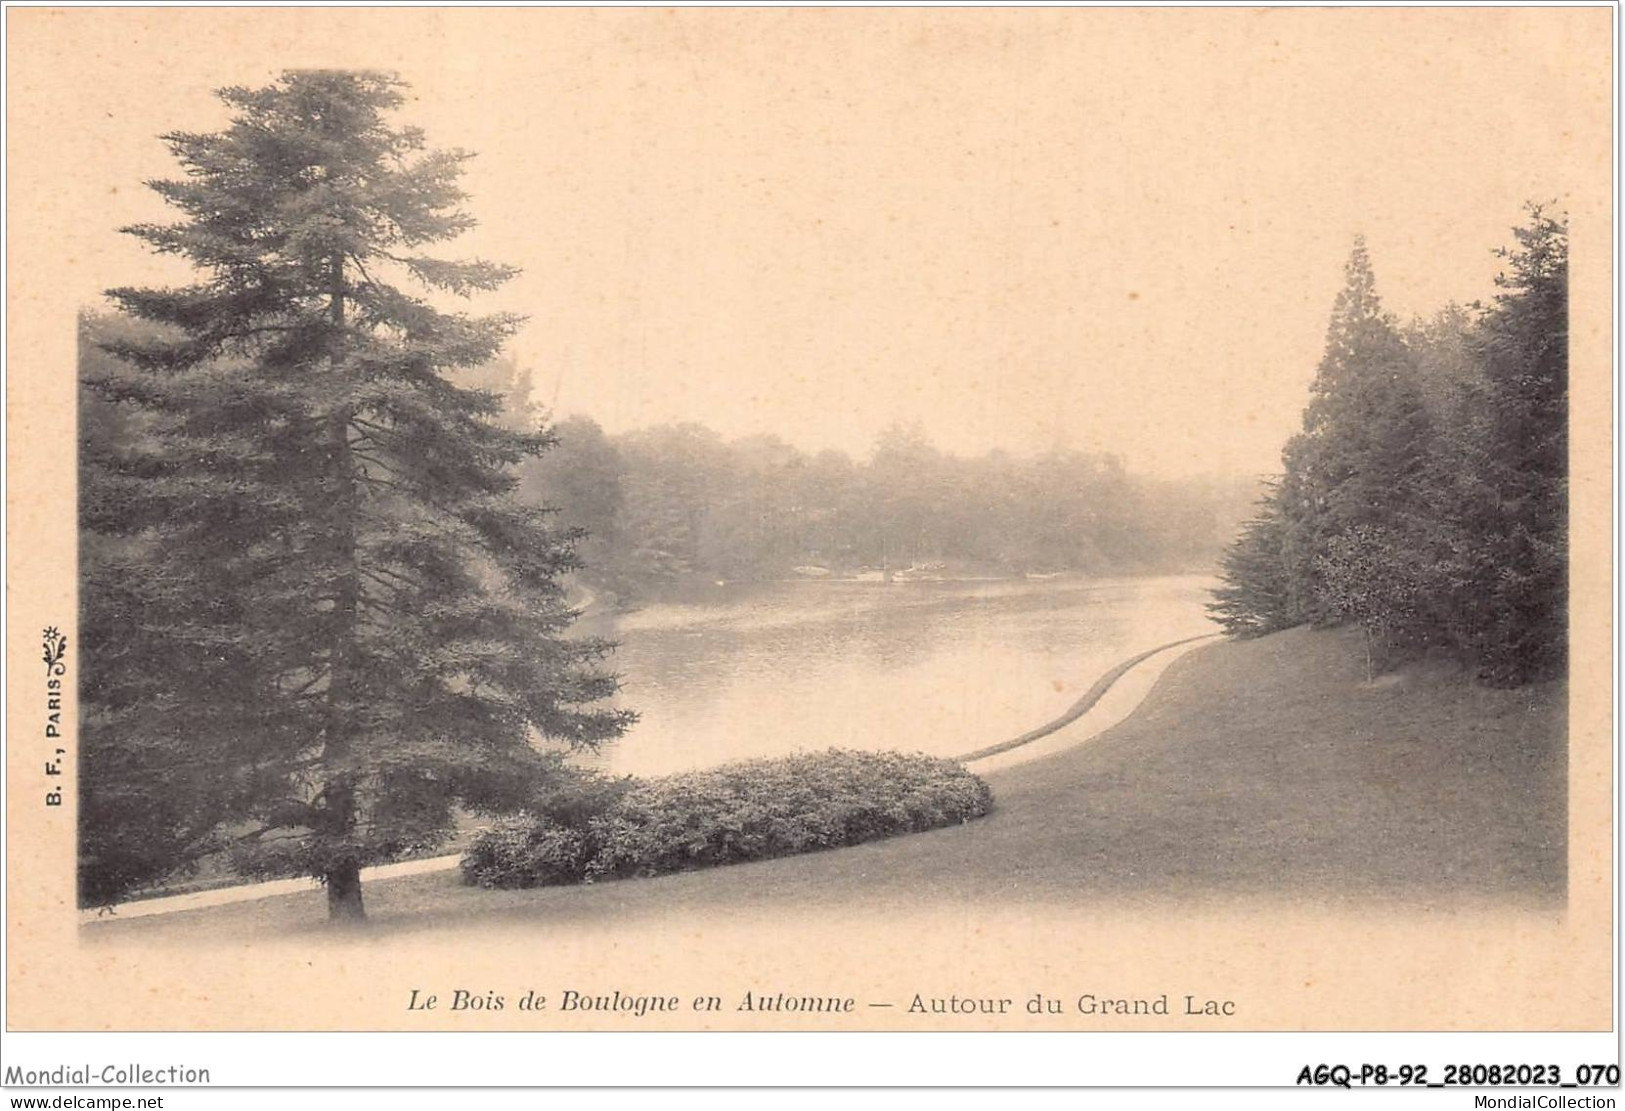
[2,3,1615,1083]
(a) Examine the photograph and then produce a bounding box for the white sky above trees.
[24,7,1606,478]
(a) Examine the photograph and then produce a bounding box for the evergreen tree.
[1212,238,1438,650]
[1455,206,1568,682]
[81,71,633,918]
[1206,479,1296,637]
[1278,237,1435,629]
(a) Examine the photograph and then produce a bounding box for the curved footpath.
[80,634,1216,925]
[957,634,1217,765]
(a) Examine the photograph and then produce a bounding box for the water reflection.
[568,575,1218,777]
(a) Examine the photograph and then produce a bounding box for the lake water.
[567,574,1219,777]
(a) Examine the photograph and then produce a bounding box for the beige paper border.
[4,6,1613,1033]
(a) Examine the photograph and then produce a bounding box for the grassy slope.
[86,625,1565,941]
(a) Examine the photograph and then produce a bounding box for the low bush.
[460,816,592,889]
[460,748,993,889]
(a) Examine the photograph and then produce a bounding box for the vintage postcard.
[2,4,1614,1076]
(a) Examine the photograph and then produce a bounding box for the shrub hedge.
[460,748,993,889]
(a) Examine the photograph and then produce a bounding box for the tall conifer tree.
[1279,237,1434,627]
[1456,207,1568,682]
[81,70,632,918]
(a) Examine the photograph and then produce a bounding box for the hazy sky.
[13,7,1609,478]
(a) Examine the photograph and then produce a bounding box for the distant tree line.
[502,414,1259,593]
[1209,207,1567,686]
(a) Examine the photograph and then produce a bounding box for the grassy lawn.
[85,624,1565,942]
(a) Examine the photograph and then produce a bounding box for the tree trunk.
[322,250,365,923]
[326,860,365,921]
